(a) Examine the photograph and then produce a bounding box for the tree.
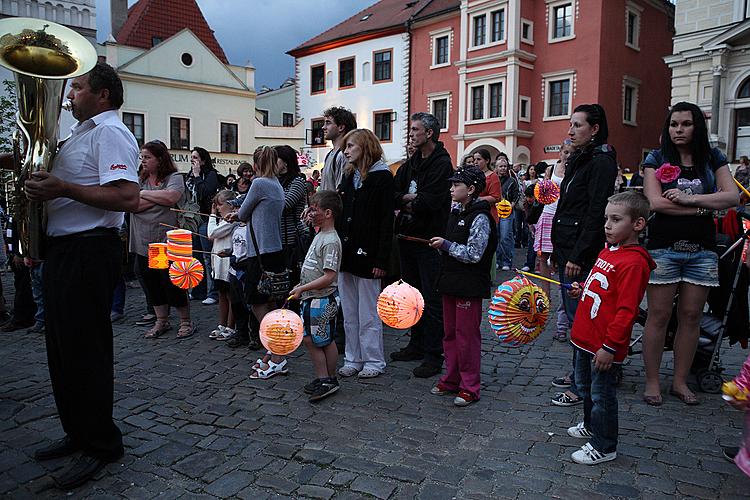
[0,79,17,154]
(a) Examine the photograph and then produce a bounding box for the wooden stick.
[158,223,209,239]
[397,234,431,245]
[170,207,214,218]
[734,177,750,199]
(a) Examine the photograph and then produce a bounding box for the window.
[625,4,641,50]
[489,82,503,118]
[339,57,355,89]
[373,111,392,142]
[151,36,163,47]
[622,77,640,126]
[283,113,294,127]
[181,53,193,66]
[473,14,486,46]
[258,110,269,126]
[491,10,505,43]
[433,98,448,130]
[471,86,484,120]
[311,64,325,94]
[310,118,325,147]
[373,49,392,82]
[519,96,531,122]
[549,2,574,41]
[122,112,144,147]
[170,117,190,150]
[521,20,534,43]
[548,79,571,118]
[435,35,449,66]
[220,123,238,153]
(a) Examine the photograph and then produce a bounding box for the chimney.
[110,0,128,41]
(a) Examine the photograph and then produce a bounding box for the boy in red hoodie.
[566,191,656,465]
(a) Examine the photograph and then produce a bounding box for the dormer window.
[360,14,371,21]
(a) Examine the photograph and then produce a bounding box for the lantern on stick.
[166,229,193,262]
[259,308,304,355]
[496,199,512,219]
[169,258,204,289]
[377,280,424,329]
[488,276,549,346]
[534,179,560,205]
[148,243,169,269]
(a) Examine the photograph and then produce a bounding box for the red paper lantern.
[534,180,560,205]
[377,280,424,329]
[259,309,304,355]
[148,243,169,269]
[169,258,204,289]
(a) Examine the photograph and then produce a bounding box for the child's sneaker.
[303,378,322,394]
[551,392,582,406]
[430,383,457,396]
[209,325,225,339]
[453,390,478,407]
[571,442,616,465]
[309,378,339,402]
[567,422,593,439]
[216,327,235,341]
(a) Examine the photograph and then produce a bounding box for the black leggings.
[135,254,188,308]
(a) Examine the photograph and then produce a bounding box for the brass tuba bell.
[0,17,97,259]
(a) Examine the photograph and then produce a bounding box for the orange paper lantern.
[259,309,304,355]
[169,258,204,289]
[496,199,512,219]
[534,179,560,205]
[377,280,424,329]
[148,243,169,269]
[488,276,550,346]
[166,229,193,262]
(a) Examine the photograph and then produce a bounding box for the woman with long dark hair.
[130,141,194,338]
[186,146,219,303]
[549,104,618,407]
[641,102,738,406]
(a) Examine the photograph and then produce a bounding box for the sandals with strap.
[250,359,288,379]
[144,319,171,338]
[177,320,195,339]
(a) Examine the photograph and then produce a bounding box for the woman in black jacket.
[336,129,394,379]
[550,104,618,407]
[187,146,219,303]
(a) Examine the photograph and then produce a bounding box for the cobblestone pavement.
[1,266,750,499]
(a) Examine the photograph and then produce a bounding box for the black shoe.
[390,348,424,362]
[54,452,121,490]
[413,362,441,378]
[34,436,81,461]
[0,311,11,326]
[226,334,249,348]
[303,378,322,394]
[134,314,156,326]
[308,378,339,402]
[723,446,739,463]
[2,318,35,332]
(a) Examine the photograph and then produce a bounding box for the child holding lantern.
[723,353,750,477]
[429,168,496,407]
[289,190,343,402]
[208,190,240,341]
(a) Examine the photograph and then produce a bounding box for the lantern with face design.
[488,276,550,346]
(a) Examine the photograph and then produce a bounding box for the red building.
[410,0,674,169]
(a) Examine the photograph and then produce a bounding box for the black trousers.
[11,257,35,322]
[43,232,123,459]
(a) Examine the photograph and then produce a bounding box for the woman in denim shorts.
[641,102,739,406]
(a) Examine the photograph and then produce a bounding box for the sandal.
[250,359,288,379]
[177,320,195,339]
[669,388,699,406]
[144,319,171,338]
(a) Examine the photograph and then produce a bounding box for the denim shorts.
[648,247,719,287]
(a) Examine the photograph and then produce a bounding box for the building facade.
[256,79,297,127]
[666,0,750,160]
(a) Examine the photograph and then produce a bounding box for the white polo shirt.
[46,110,139,236]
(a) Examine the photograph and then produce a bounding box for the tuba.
[0,17,97,259]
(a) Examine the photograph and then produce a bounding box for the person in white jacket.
[207,190,240,340]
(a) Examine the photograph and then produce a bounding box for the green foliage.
[0,79,17,154]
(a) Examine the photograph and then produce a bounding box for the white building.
[666,0,750,159]
[288,1,423,166]
[256,78,297,127]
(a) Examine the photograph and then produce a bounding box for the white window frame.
[542,70,575,121]
[428,91,451,132]
[468,5,506,52]
[625,1,643,51]
[519,96,531,122]
[521,19,534,45]
[430,27,452,69]
[466,76,506,124]
[547,0,576,44]
[622,76,641,126]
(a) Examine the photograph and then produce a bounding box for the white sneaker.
[571,442,616,465]
[202,297,218,305]
[501,265,510,271]
[567,422,593,439]
[521,265,530,272]
[209,325,225,339]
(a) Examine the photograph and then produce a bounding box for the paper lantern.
[534,180,560,205]
[166,229,193,262]
[496,199,512,219]
[169,258,204,289]
[377,280,424,329]
[148,243,169,269]
[488,276,549,346]
[259,308,304,355]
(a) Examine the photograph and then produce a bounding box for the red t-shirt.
[570,245,656,363]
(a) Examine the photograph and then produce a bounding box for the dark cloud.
[96,0,374,88]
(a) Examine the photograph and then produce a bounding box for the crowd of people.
[5,62,750,488]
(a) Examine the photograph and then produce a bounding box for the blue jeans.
[524,229,536,268]
[191,221,217,300]
[496,210,516,267]
[573,347,619,453]
[111,277,125,315]
[558,256,582,397]
[30,263,44,325]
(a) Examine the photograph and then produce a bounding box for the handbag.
[176,174,202,234]
[248,222,291,302]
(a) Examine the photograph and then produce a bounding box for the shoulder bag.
[248,222,291,302]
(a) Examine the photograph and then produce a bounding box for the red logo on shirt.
[110,163,128,170]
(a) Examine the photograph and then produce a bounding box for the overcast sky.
[95,0,375,89]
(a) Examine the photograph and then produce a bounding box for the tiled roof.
[288,0,432,55]
[115,0,228,64]
[412,0,459,21]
